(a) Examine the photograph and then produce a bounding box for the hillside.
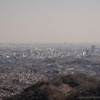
[2,73,100,100]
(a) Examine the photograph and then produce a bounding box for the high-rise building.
[28,49,32,54]
[86,49,89,55]
[92,45,96,54]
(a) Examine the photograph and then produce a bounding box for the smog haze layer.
[0,0,100,43]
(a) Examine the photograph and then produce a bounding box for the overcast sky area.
[0,0,100,43]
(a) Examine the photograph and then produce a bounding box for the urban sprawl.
[0,43,100,99]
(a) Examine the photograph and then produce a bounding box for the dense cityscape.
[0,43,100,99]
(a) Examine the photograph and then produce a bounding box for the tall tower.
[92,45,96,54]
[28,49,32,54]
[86,49,89,55]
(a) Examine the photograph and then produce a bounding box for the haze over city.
[1,1,100,99]
[0,0,100,43]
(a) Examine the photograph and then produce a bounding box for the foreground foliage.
[2,73,100,100]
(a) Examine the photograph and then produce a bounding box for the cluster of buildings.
[86,45,96,56]
[0,43,100,98]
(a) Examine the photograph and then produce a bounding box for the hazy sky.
[0,0,100,43]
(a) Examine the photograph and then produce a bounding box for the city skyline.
[0,0,100,43]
